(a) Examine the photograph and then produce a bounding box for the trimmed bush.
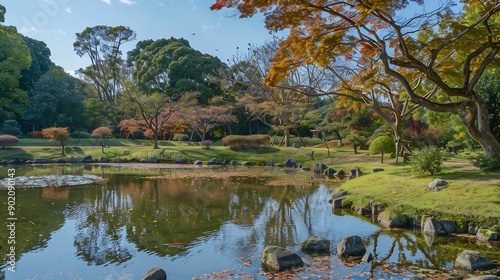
[222,134,270,150]
[71,131,92,138]
[0,135,19,148]
[92,127,112,139]
[472,154,500,172]
[27,131,44,138]
[369,136,395,163]
[302,137,324,147]
[200,140,213,149]
[410,146,443,176]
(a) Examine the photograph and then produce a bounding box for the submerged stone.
[261,245,304,272]
[337,235,366,258]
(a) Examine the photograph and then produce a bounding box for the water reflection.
[0,166,498,279]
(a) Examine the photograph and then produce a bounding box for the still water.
[0,165,498,279]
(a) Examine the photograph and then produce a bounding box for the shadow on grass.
[0,147,32,160]
[235,147,280,154]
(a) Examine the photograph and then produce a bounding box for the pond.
[0,165,498,279]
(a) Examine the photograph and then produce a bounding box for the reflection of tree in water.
[74,185,133,265]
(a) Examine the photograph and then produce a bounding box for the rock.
[140,159,148,163]
[439,220,457,234]
[300,236,330,255]
[82,155,93,163]
[422,217,448,236]
[369,201,386,216]
[175,157,184,164]
[468,225,479,235]
[141,267,167,280]
[243,161,254,166]
[284,158,297,168]
[357,208,370,216]
[266,161,274,167]
[194,160,203,165]
[467,275,500,280]
[477,229,500,242]
[454,250,495,272]
[361,252,373,263]
[331,190,348,201]
[207,158,220,165]
[428,178,448,191]
[334,169,346,179]
[100,157,109,163]
[10,157,21,164]
[337,235,366,258]
[149,157,158,163]
[230,160,238,166]
[324,168,337,178]
[371,167,384,173]
[261,245,304,272]
[314,161,327,174]
[331,197,351,209]
[221,160,228,165]
[350,166,363,178]
[292,143,300,148]
[377,210,409,229]
[114,158,122,163]
[301,167,311,171]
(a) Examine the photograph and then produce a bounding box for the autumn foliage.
[0,135,19,148]
[41,127,70,156]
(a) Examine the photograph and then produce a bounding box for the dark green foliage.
[0,135,19,148]
[19,36,52,91]
[1,119,22,136]
[410,146,443,176]
[71,131,92,138]
[476,71,500,142]
[472,154,500,172]
[222,134,270,150]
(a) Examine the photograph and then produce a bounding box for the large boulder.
[477,229,500,242]
[314,161,327,174]
[207,158,220,165]
[337,235,366,258]
[422,217,448,236]
[141,267,167,280]
[454,250,495,272]
[377,210,409,229]
[82,156,92,163]
[284,158,297,168]
[324,168,337,178]
[428,178,448,191]
[175,157,184,164]
[300,236,330,255]
[329,190,348,209]
[194,160,203,165]
[261,246,304,272]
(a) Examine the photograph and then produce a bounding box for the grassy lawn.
[1,138,499,223]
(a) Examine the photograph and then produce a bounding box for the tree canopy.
[211,0,500,158]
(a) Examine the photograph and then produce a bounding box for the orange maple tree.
[211,0,500,159]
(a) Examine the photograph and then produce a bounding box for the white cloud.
[55,28,67,36]
[201,23,214,30]
[65,7,72,13]
[101,0,112,5]
[120,0,136,5]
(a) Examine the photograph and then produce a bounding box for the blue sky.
[3,0,279,73]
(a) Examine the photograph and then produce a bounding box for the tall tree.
[0,25,31,124]
[74,25,136,119]
[19,36,52,91]
[211,0,500,159]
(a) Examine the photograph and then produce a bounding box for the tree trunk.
[284,129,290,147]
[462,102,500,159]
[380,150,384,163]
[60,141,65,156]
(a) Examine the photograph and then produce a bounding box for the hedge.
[222,134,270,150]
[0,135,19,148]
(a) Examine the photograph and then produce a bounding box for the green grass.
[1,138,499,224]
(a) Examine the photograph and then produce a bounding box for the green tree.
[74,25,136,119]
[476,70,500,142]
[42,127,70,156]
[210,0,500,159]
[1,119,21,136]
[0,25,31,123]
[19,36,52,91]
[369,136,396,163]
[0,4,5,23]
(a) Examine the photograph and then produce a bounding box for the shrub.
[71,131,92,138]
[222,134,270,150]
[369,136,395,163]
[302,137,324,147]
[472,154,500,172]
[410,146,443,177]
[92,127,112,139]
[1,120,22,136]
[0,135,19,148]
[200,140,213,149]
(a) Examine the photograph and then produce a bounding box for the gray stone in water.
[261,245,304,272]
[337,235,366,258]
[371,167,384,173]
[114,158,122,163]
[140,159,148,163]
[207,158,220,165]
[82,155,93,163]
[314,161,327,174]
[100,157,109,163]
[422,217,448,236]
[149,157,158,163]
[428,178,448,191]
[141,267,167,280]
[300,236,330,255]
[324,168,337,178]
[439,220,457,234]
[454,250,495,272]
[175,157,184,164]
[284,158,297,167]
[331,190,348,201]
[377,210,408,229]
[194,160,203,165]
[476,229,500,242]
